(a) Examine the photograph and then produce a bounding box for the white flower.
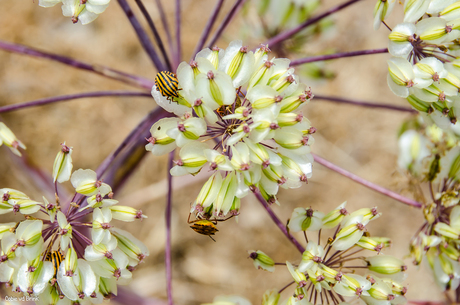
[58,259,97,300]
[57,211,73,252]
[70,169,112,196]
[288,207,323,232]
[92,207,113,245]
[0,122,26,156]
[373,0,396,30]
[61,0,109,24]
[53,142,73,183]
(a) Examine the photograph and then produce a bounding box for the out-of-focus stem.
[0,91,151,113]
[96,106,169,179]
[135,0,172,70]
[165,151,174,305]
[0,40,154,90]
[313,94,417,113]
[155,0,174,62]
[313,154,423,208]
[252,188,305,253]
[192,0,225,59]
[207,0,246,47]
[117,0,167,71]
[265,0,362,48]
[174,0,181,70]
[290,48,388,66]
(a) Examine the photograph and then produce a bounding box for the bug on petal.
[46,250,64,279]
[187,212,235,242]
[155,71,180,101]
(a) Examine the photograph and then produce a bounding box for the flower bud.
[53,142,73,183]
[248,250,275,272]
[365,255,407,275]
[262,289,280,305]
[0,122,26,157]
[110,206,147,222]
[111,227,149,266]
[71,169,112,197]
[288,208,323,233]
[170,142,208,176]
[286,261,307,284]
[298,242,324,273]
[322,201,348,229]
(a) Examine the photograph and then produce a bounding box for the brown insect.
[187,213,235,242]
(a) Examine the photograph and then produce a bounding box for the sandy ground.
[0,0,444,304]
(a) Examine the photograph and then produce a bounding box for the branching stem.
[252,188,305,253]
[0,40,154,90]
[290,48,388,66]
[117,0,167,71]
[0,91,151,113]
[313,154,423,208]
[313,94,416,113]
[265,0,362,48]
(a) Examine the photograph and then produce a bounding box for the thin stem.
[96,106,169,179]
[135,0,172,70]
[192,0,225,58]
[313,94,416,113]
[278,280,295,293]
[265,0,362,48]
[290,48,388,66]
[313,154,423,208]
[0,91,151,113]
[117,0,167,71]
[252,188,305,253]
[165,151,174,305]
[207,0,246,47]
[175,0,181,69]
[155,0,174,57]
[0,40,154,90]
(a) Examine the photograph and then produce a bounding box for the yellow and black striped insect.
[188,213,235,242]
[155,71,179,101]
[46,250,64,279]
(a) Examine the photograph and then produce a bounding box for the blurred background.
[0,0,442,304]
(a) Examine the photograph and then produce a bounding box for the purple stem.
[165,151,174,305]
[175,0,182,70]
[96,106,168,179]
[207,0,246,47]
[265,0,362,48]
[0,40,154,90]
[0,91,151,113]
[313,154,423,208]
[155,0,174,61]
[192,0,225,58]
[290,48,388,66]
[313,94,417,113]
[252,188,305,253]
[135,0,172,70]
[73,228,93,245]
[117,0,167,71]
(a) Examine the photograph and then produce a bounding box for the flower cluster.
[0,143,148,304]
[38,0,110,24]
[376,0,460,128]
[248,202,407,305]
[148,40,315,219]
[398,119,460,290]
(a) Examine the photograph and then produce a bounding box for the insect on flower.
[154,71,180,101]
[46,249,64,280]
[187,212,235,242]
